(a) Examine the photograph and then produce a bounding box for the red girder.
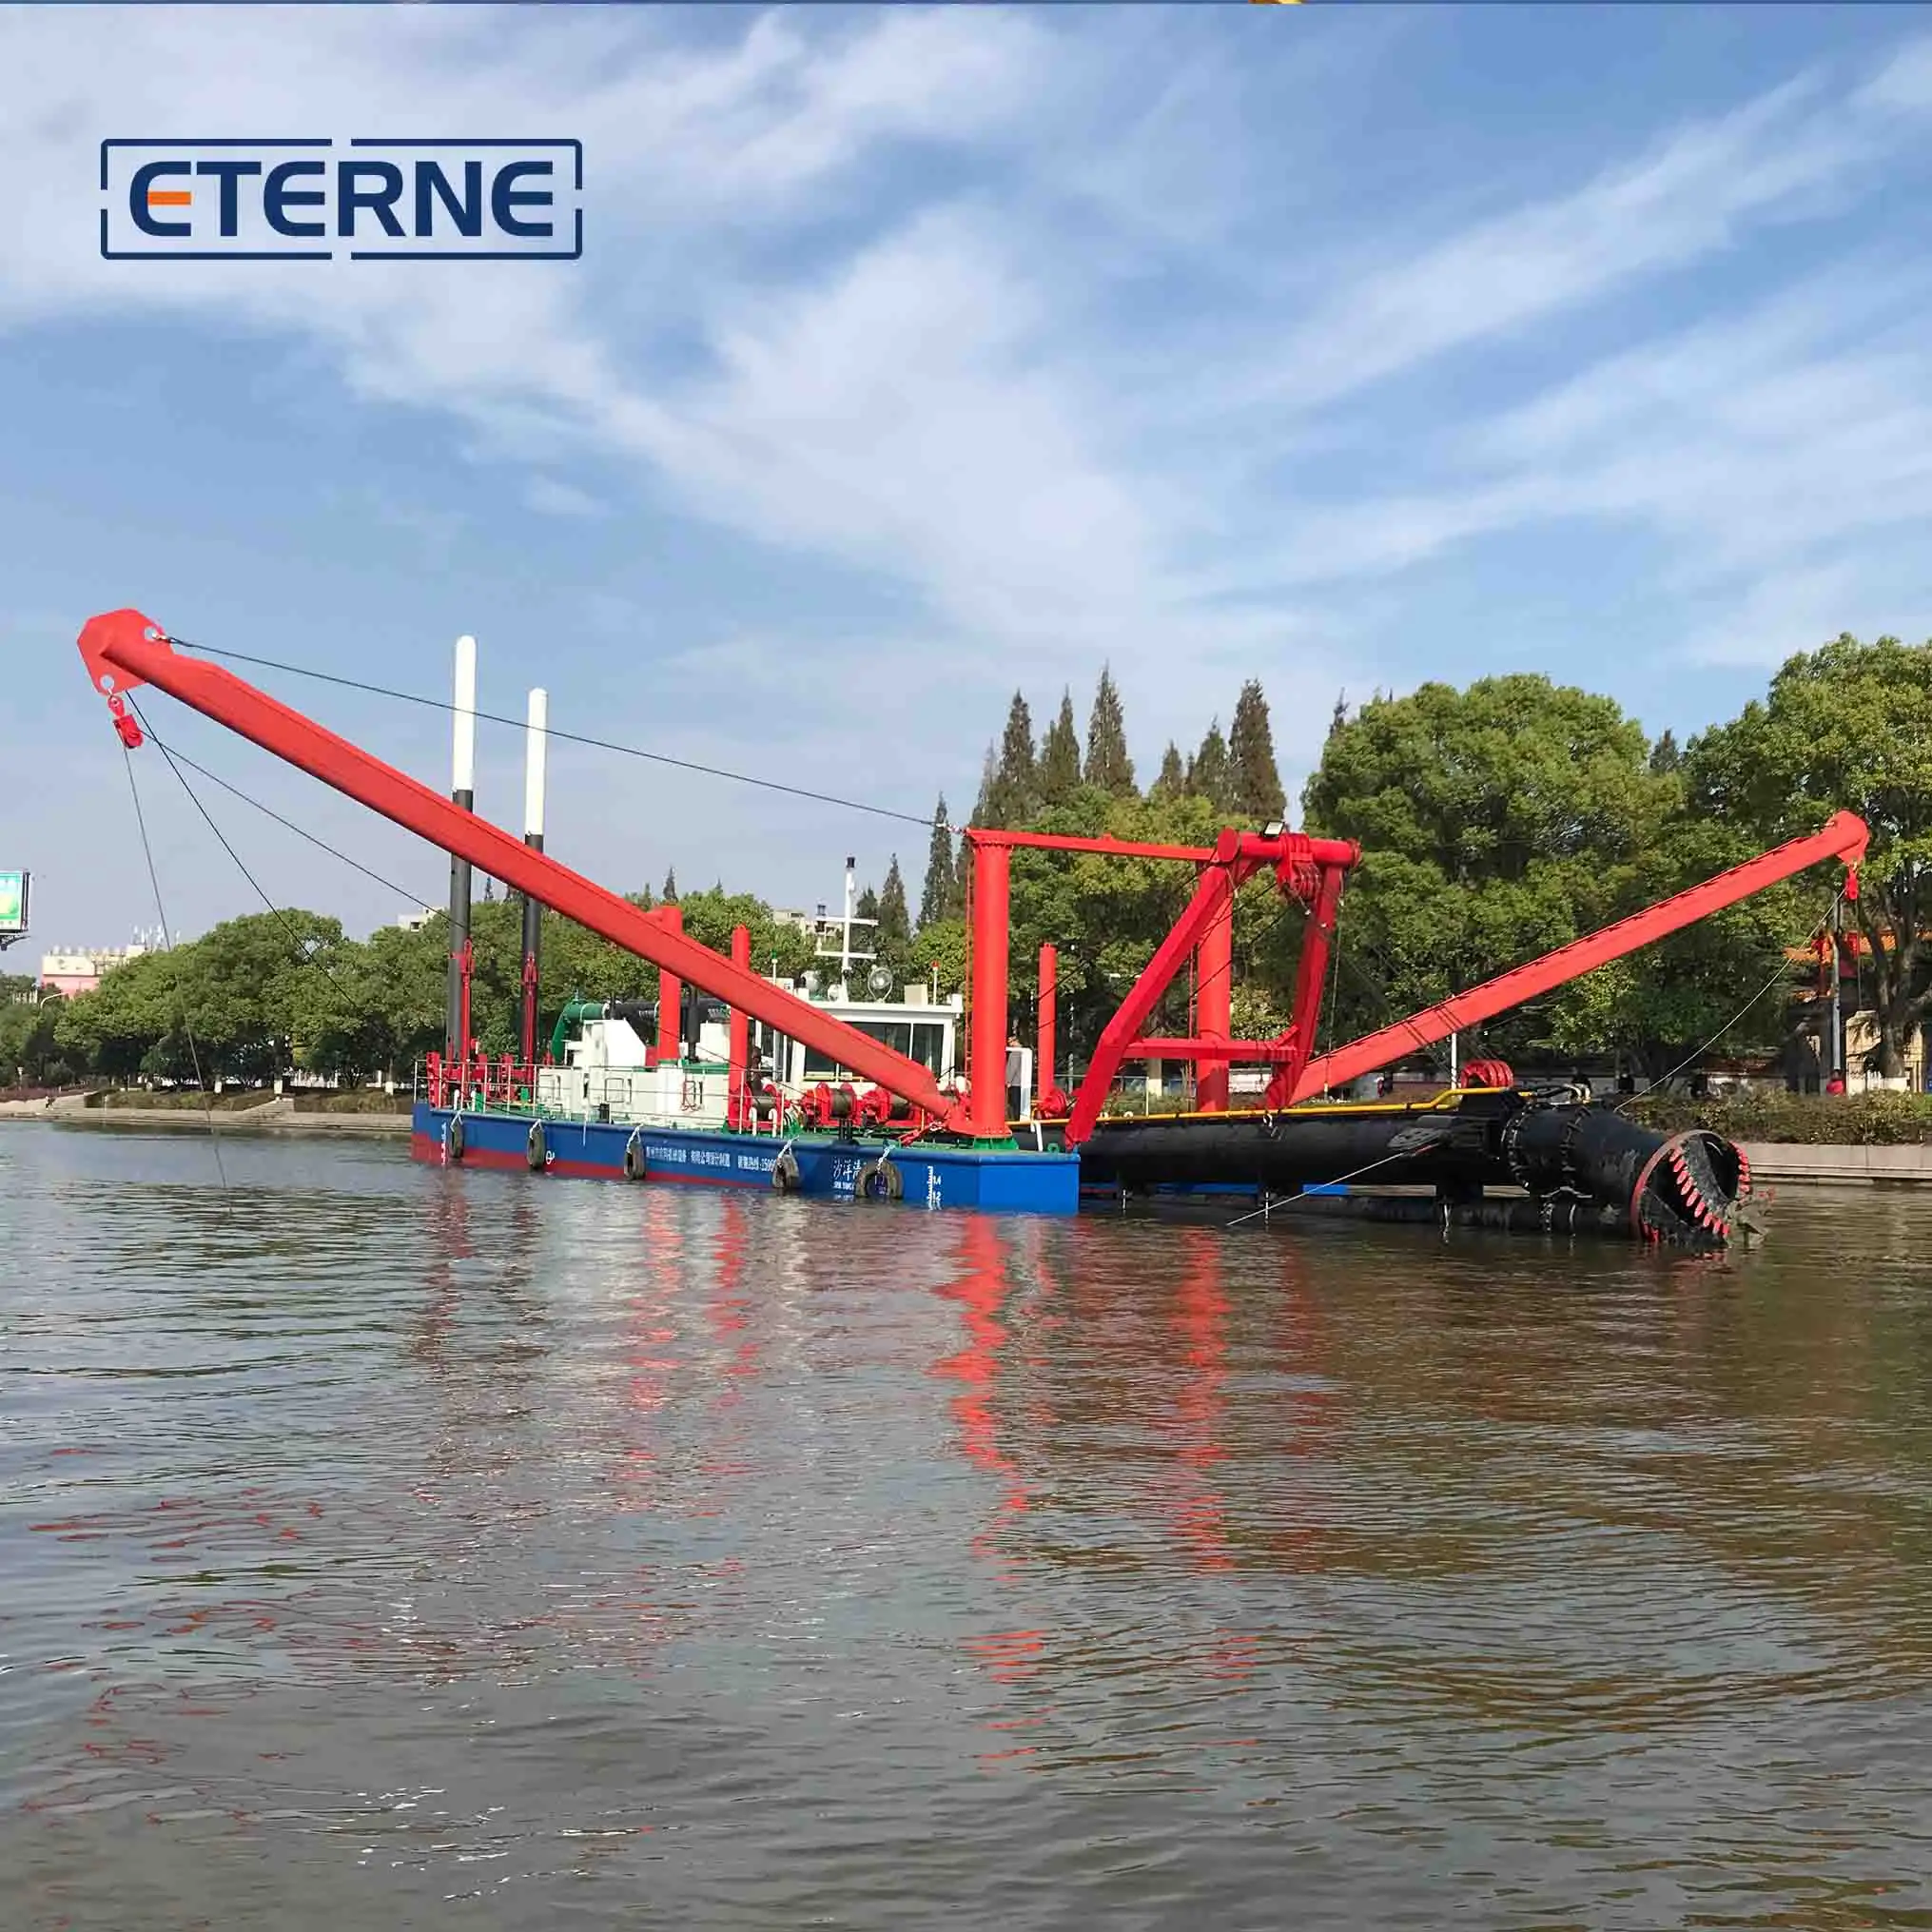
[1286,810,1870,1104]
[1057,832,1359,1146]
[971,826,1357,868]
[78,610,972,1133]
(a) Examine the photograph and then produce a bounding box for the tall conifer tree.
[1084,664,1136,796]
[984,694,1038,826]
[920,797,956,928]
[1228,678,1286,821]
[1189,720,1232,811]
[970,743,999,829]
[878,855,910,946]
[1039,689,1082,805]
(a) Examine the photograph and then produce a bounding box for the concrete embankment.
[0,1095,410,1135]
[1736,1142,1932,1186]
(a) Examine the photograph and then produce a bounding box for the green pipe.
[549,997,603,1064]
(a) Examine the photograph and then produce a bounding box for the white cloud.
[1225,61,1922,420]
[523,477,605,519]
[1858,33,1932,113]
[10,7,1932,949]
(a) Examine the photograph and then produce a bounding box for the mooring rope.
[1221,1141,1424,1230]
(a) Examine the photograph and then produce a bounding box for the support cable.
[166,635,937,830]
[120,741,230,1211]
[1610,892,1838,1111]
[135,727,433,909]
[129,697,381,1024]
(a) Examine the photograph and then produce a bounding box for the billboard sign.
[0,870,28,934]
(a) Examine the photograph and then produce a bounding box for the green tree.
[877,855,910,950]
[1152,742,1186,799]
[1039,690,1082,806]
[0,986,68,1086]
[969,745,998,830]
[1687,634,1932,1076]
[187,909,348,1079]
[1649,728,1683,774]
[982,693,1038,828]
[662,867,677,902]
[1228,678,1286,822]
[55,949,185,1080]
[1084,665,1136,796]
[1188,719,1232,812]
[1300,674,1775,1073]
[919,796,958,928]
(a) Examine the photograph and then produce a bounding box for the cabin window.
[802,1019,949,1080]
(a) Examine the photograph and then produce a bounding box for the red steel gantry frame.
[79,610,977,1134]
[962,827,1359,1145]
[966,810,1868,1146]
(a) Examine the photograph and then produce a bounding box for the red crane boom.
[1283,810,1870,1105]
[78,609,973,1133]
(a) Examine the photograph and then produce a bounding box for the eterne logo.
[101,140,583,261]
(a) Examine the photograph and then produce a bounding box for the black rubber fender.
[853,1158,904,1202]
[526,1120,547,1172]
[771,1148,803,1194]
[623,1134,647,1182]
[446,1115,465,1163]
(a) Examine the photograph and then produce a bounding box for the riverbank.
[0,1095,410,1135]
[10,1100,1932,1180]
[1737,1142,1932,1186]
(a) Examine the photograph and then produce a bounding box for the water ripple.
[4,1124,1932,1927]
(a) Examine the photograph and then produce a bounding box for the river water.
[4,1124,1932,1928]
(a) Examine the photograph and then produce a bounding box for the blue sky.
[5,5,1932,951]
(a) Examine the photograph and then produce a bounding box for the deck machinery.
[79,609,1869,1246]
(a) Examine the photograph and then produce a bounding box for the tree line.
[14,636,1932,1092]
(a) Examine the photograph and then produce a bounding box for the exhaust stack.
[519,687,547,1066]
[444,634,477,1060]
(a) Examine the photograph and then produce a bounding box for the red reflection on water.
[1154,1226,1234,1572]
[410,1172,474,1371]
[706,1194,760,1392]
[931,1217,1031,1560]
[611,1191,687,1512]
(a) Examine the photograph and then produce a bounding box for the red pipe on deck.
[79,611,972,1132]
[1037,942,1056,1110]
[1195,873,1233,1112]
[966,836,1010,1140]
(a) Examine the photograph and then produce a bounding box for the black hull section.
[1077,1097,1747,1248]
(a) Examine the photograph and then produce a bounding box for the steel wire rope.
[164,635,939,829]
[134,727,435,909]
[1221,1142,1429,1231]
[1609,890,1840,1112]
[120,741,231,1210]
[129,697,391,1030]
